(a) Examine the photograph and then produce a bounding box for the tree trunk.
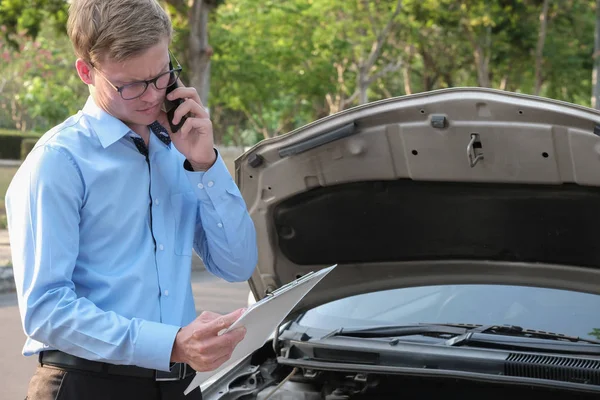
[348,0,403,106]
[499,75,508,91]
[534,0,550,96]
[420,48,437,91]
[593,0,600,109]
[403,65,413,95]
[189,0,213,108]
[358,68,369,104]
[473,44,490,88]
[402,44,414,94]
[463,22,491,88]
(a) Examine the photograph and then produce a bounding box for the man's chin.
[132,110,161,125]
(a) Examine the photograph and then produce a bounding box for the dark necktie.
[131,121,172,156]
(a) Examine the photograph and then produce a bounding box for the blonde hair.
[67,0,173,65]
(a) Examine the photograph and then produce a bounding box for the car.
[200,87,600,399]
[247,289,256,306]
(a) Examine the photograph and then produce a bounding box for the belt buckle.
[155,362,186,381]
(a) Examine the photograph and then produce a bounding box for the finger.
[224,326,247,345]
[203,308,246,336]
[166,89,207,118]
[169,99,206,125]
[196,327,246,358]
[196,311,222,323]
[187,332,237,367]
[191,309,245,339]
[233,307,247,315]
[169,77,202,107]
[177,116,213,142]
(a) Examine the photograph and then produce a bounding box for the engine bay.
[204,349,600,400]
[255,370,600,400]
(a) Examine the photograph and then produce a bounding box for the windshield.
[297,284,600,341]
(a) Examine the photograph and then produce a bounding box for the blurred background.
[1,1,600,396]
[2,0,600,146]
[1,0,600,240]
[4,0,600,229]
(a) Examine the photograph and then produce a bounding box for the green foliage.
[0,128,35,135]
[1,0,599,147]
[0,23,88,133]
[203,0,598,145]
[0,164,17,226]
[0,0,68,48]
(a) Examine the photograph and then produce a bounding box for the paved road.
[0,269,250,400]
[0,229,10,267]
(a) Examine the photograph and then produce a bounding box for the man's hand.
[157,82,216,171]
[170,308,247,372]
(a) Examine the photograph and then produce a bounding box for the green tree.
[209,0,331,141]
[0,0,68,48]
[0,24,87,132]
[1,0,598,145]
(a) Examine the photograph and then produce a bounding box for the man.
[5,0,258,398]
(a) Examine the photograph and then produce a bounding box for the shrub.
[0,129,41,160]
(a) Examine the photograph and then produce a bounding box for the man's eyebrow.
[119,62,171,84]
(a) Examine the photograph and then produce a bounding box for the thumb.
[193,308,246,338]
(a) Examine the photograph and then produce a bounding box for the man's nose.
[140,84,163,103]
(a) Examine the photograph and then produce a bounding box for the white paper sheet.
[184,264,336,395]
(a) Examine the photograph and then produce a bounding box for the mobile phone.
[163,61,187,133]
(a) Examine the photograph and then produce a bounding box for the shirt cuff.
[133,320,180,371]
[185,149,235,202]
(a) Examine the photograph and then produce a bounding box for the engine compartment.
[208,355,600,400]
[254,367,600,400]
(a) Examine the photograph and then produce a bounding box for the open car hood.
[233,87,600,315]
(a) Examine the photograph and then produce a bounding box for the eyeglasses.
[91,51,182,100]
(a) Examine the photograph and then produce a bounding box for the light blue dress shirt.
[5,96,258,372]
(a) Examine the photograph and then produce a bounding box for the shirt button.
[164,290,169,297]
[207,181,214,187]
[217,222,223,228]
[159,244,164,251]
[154,199,160,206]
[197,183,204,189]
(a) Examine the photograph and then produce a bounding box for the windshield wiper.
[328,323,600,346]
[325,323,475,339]
[446,324,600,346]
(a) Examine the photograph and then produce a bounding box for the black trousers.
[25,365,202,400]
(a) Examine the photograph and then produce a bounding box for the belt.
[39,350,195,381]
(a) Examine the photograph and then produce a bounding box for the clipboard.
[184,264,336,395]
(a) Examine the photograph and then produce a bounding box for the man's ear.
[75,59,94,85]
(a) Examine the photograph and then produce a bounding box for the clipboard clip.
[266,271,317,297]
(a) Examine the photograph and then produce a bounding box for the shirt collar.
[148,121,172,148]
[82,96,132,148]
